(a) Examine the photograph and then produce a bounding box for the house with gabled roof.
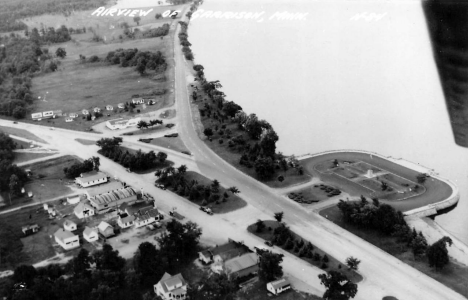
[98,221,114,238]
[198,239,251,265]
[75,171,108,188]
[215,252,259,279]
[117,103,125,109]
[267,278,291,295]
[54,228,79,250]
[106,105,113,111]
[154,273,187,300]
[63,220,77,231]
[93,107,101,113]
[117,214,135,228]
[83,226,98,242]
[82,109,89,115]
[74,201,95,219]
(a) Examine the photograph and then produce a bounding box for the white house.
[132,98,145,104]
[154,273,187,300]
[75,171,108,188]
[98,221,115,238]
[117,103,125,109]
[134,209,158,228]
[67,195,81,205]
[74,201,95,219]
[93,107,101,113]
[83,226,99,242]
[106,105,113,111]
[63,220,77,231]
[65,118,73,122]
[69,113,78,118]
[267,278,291,295]
[54,229,80,250]
[105,117,141,130]
[117,214,135,228]
[82,109,89,115]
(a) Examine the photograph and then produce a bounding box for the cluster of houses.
[53,219,115,250]
[116,201,162,229]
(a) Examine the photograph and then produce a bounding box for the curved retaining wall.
[297,149,460,218]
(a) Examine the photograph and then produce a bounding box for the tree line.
[105,48,167,76]
[2,219,202,300]
[0,0,106,33]
[0,132,28,199]
[155,165,240,206]
[96,137,168,172]
[338,196,453,270]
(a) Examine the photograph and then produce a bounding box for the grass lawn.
[320,205,468,298]
[75,138,97,145]
[301,153,453,212]
[247,220,362,283]
[149,136,189,153]
[237,279,322,300]
[0,126,47,143]
[12,152,56,164]
[11,138,36,149]
[160,171,248,214]
[160,109,176,119]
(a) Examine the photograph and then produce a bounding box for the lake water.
[189,0,468,244]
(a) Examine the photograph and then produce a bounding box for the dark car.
[200,206,213,215]
[264,241,274,247]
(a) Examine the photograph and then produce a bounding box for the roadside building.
[221,253,259,279]
[105,117,141,130]
[75,171,108,188]
[93,107,101,113]
[83,226,99,242]
[67,195,81,205]
[86,182,137,214]
[154,273,188,300]
[22,224,39,236]
[69,113,79,118]
[74,201,95,219]
[134,208,159,228]
[132,98,145,104]
[117,214,135,228]
[54,229,80,250]
[106,105,113,111]
[82,109,89,115]
[65,118,73,122]
[63,220,77,231]
[98,221,115,238]
[118,103,125,109]
[267,278,291,295]
[198,239,251,265]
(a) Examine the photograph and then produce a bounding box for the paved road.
[0,14,465,300]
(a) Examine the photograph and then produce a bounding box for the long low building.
[106,117,141,130]
[85,182,124,199]
[88,186,138,213]
[76,171,108,188]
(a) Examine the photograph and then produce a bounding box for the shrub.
[285,238,294,250]
[314,253,321,261]
[201,200,207,206]
[323,255,329,263]
[219,139,223,144]
[321,263,328,269]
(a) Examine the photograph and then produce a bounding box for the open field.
[0,126,47,143]
[320,205,468,298]
[12,152,56,164]
[301,152,452,212]
[149,136,189,153]
[247,220,362,283]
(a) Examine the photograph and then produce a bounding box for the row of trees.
[137,119,163,129]
[178,21,194,60]
[0,132,28,197]
[27,26,71,44]
[142,23,170,38]
[63,156,100,179]
[155,165,240,205]
[106,48,167,76]
[96,137,168,172]
[3,219,202,300]
[338,196,453,270]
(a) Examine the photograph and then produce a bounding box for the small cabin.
[132,98,145,104]
[65,118,73,122]
[118,103,125,109]
[83,226,99,242]
[93,107,101,113]
[64,220,77,232]
[267,278,291,295]
[69,113,78,118]
[82,109,89,115]
[22,224,40,236]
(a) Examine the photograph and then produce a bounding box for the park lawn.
[0,126,47,143]
[12,152,56,164]
[319,205,468,298]
[237,279,322,300]
[166,171,247,214]
[300,153,453,212]
[149,136,189,153]
[75,138,97,145]
[159,109,176,119]
[247,220,362,283]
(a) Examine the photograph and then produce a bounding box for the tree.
[258,251,284,282]
[274,212,284,222]
[410,232,428,259]
[9,174,20,197]
[12,107,26,119]
[133,242,167,284]
[255,219,265,232]
[93,244,125,272]
[228,186,239,195]
[55,47,66,58]
[155,13,162,19]
[13,265,37,287]
[417,173,429,184]
[427,236,453,271]
[133,16,141,25]
[254,157,275,180]
[203,128,214,138]
[70,249,92,277]
[157,152,167,163]
[136,62,146,75]
[96,137,122,152]
[318,271,358,300]
[189,271,236,300]
[345,257,361,271]
[137,120,148,129]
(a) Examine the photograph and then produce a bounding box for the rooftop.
[224,253,258,274]
[74,201,94,214]
[86,182,124,198]
[77,171,107,183]
[54,228,76,240]
[83,226,97,236]
[158,273,186,293]
[269,278,291,290]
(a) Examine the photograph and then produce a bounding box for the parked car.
[165,123,175,128]
[155,183,167,190]
[181,151,191,156]
[154,221,162,228]
[164,133,178,138]
[199,206,213,215]
[13,121,17,124]
[264,240,274,247]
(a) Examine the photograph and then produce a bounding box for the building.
[106,105,113,111]
[117,214,135,228]
[65,118,73,122]
[98,221,115,238]
[83,226,99,242]
[117,103,125,109]
[154,273,187,300]
[63,220,77,231]
[105,117,141,130]
[132,98,145,104]
[94,107,101,113]
[87,183,137,214]
[267,278,291,295]
[74,201,95,219]
[82,109,89,115]
[85,182,124,199]
[69,113,79,118]
[134,208,159,228]
[223,253,259,279]
[54,229,79,250]
[67,195,81,204]
[22,224,39,236]
[198,239,250,265]
[75,171,108,188]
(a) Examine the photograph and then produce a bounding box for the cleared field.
[12,152,56,164]
[302,152,452,212]
[0,126,47,143]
